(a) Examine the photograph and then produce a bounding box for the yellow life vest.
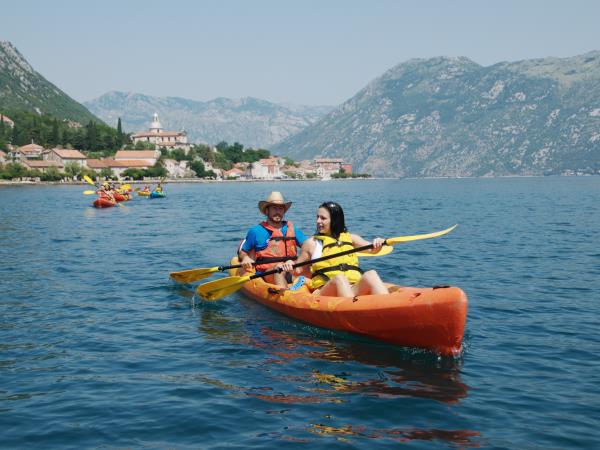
[310,232,362,290]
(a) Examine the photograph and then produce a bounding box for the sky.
[2,0,600,106]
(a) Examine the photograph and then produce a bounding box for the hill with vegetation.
[273,52,600,177]
[0,41,101,124]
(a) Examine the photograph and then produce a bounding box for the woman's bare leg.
[354,270,389,296]
[319,274,354,297]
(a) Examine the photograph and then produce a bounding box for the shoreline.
[0,173,597,187]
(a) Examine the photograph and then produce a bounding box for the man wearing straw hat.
[238,191,307,288]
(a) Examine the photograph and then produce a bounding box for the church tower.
[149,113,162,133]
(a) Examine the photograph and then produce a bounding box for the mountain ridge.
[273,51,600,177]
[0,41,101,124]
[85,91,333,148]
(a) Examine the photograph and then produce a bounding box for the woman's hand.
[372,237,385,250]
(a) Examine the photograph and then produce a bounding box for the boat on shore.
[228,257,468,357]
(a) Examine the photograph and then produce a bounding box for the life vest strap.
[322,240,353,251]
[313,264,363,282]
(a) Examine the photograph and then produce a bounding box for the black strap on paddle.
[254,255,298,264]
[217,256,297,272]
[247,242,376,282]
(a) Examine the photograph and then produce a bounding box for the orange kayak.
[93,197,116,208]
[229,258,468,357]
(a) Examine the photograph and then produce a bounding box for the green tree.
[100,167,113,178]
[41,166,64,181]
[122,168,145,180]
[3,162,28,179]
[145,162,167,178]
[117,118,123,146]
[194,144,214,163]
[135,140,154,150]
[190,160,216,178]
[64,161,80,179]
[49,119,60,147]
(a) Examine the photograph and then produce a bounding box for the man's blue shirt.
[241,221,307,253]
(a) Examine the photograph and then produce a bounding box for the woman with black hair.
[279,201,389,297]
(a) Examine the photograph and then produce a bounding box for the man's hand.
[277,259,295,273]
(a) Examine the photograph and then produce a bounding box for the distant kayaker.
[238,191,308,288]
[97,183,116,203]
[279,201,389,297]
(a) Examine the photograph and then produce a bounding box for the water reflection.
[183,295,479,447]
[183,296,469,405]
[307,423,480,447]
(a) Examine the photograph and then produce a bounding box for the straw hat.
[258,191,292,215]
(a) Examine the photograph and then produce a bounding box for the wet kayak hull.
[93,198,116,208]
[229,258,467,357]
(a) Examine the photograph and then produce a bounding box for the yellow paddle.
[170,245,394,284]
[196,225,457,301]
[83,190,97,195]
[83,175,97,187]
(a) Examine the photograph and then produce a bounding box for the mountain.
[273,52,600,177]
[85,91,333,148]
[0,41,101,124]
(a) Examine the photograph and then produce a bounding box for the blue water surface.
[1,177,599,449]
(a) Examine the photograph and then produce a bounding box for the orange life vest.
[255,221,298,272]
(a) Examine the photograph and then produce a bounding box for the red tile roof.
[52,149,86,159]
[18,143,44,154]
[114,150,157,159]
[22,160,63,168]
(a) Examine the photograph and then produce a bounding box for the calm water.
[1,177,599,449]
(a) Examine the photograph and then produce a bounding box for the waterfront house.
[87,158,152,177]
[16,143,45,160]
[250,157,285,179]
[22,160,63,173]
[313,158,352,177]
[114,150,159,166]
[223,168,245,179]
[0,150,7,164]
[46,148,87,168]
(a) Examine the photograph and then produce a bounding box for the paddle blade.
[83,175,96,186]
[356,245,393,258]
[196,275,251,301]
[387,224,457,245]
[83,190,96,195]
[170,267,219,283]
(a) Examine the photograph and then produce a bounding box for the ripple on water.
[1,179,600,448]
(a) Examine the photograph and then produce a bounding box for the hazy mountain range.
[273,52,600,177]
[1,38,599,177]
[84,91,333,148]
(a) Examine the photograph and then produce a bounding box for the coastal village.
[0,113,353,182]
